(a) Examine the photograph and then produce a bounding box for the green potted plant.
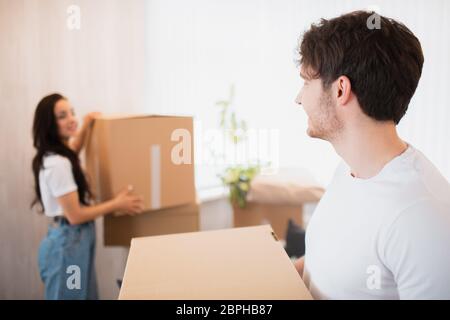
[215,85,260,208]
[221,165,259,208]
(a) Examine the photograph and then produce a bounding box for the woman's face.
[54,99,78,141]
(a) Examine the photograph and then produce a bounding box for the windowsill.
[197,185,229,203]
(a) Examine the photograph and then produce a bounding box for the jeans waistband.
[53,216,69,225]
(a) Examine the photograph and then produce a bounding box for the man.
[294,11,450,299]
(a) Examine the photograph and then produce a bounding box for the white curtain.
[143,0,450,188]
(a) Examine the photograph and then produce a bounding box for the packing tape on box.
[150,144,161,210]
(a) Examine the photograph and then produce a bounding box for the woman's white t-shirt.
[39,154,78,217]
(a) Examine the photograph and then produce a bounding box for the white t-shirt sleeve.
[46,157,78,197]
[382,199,450,299]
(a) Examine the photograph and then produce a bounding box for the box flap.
[119,225,312,300]
[95,113,192,121]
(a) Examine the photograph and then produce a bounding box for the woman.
[32,93,144,300]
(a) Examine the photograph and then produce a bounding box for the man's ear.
[335,75,352,105]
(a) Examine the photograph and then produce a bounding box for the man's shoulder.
[408,146,450,204]
[383,161,450,245]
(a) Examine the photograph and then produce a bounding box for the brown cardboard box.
[119,225,312,300]
[104,202,200,246]
[233,203,303,240]
[85,114,195,211]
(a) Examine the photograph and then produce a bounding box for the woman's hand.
[58,186,144,224]
[69,111,102,154]
[113,185,145,216]
[83,112,102,129]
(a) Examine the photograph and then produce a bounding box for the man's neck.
[331,121,408,179]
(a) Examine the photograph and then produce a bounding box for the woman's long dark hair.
[31,93,91,210]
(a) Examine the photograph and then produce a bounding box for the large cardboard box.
[233,203,303,241]
[104,202,200,246]
[85,114,195,211]
[85,115,197,246]
[119,225,312,300]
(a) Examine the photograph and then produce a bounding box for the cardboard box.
[103,202,200,246]
[233,203,303,240]
[119,225,312,300]
[85,114,195,211]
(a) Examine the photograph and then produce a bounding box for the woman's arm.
[69,112,101,154]
[57,187,144,225]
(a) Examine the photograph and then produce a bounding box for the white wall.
[143,0,450,188]
[0,0,146,299]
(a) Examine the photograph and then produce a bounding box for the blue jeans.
[38,219,98,300]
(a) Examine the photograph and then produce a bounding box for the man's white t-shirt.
[303,144,450,299]
[39,154,78,217]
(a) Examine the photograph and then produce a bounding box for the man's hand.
[294,256,305,278]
